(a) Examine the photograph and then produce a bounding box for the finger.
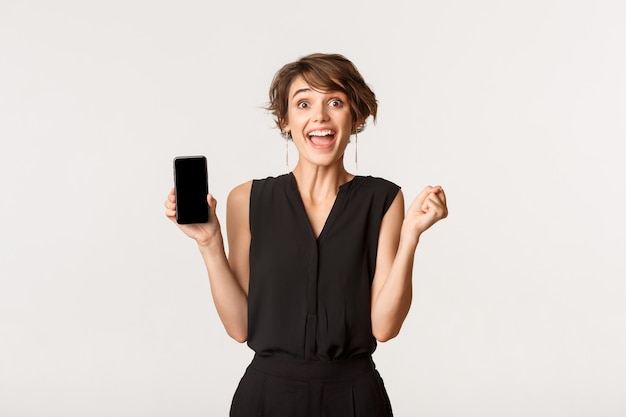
[165,189,177,216]
[429,189,448,218]
[164,197,177,210]
[421,198,438,214]
[206,194,220,223]
[424,186,446,203]
[427,190,445,207]
[415,186,436,206]
[421,194,446,216]
[207,193,217,209]
[432,186,446,206]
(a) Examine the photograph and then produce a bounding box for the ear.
[279,117,289,132]
[353,117,365,133]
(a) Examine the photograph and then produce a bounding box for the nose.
[313,102,329,122]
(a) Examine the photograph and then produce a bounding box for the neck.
[291,161,354,202]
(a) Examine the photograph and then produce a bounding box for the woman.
[165,53,448,416]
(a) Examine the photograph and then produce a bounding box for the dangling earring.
[283,130,291,169]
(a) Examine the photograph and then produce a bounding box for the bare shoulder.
[378,190,405,252]
[225,181,252,294]
[227,181,252,211]
[385,189,405,222]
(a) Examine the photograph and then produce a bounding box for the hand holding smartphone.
[173,156,209,224]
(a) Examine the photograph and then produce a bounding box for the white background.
[1,0,625,416]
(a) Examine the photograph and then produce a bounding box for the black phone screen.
[173,156,209,224]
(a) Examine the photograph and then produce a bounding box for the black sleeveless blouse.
[248,173,400,361]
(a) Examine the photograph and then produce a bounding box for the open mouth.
[307,129,336,149]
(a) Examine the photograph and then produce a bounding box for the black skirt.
[230,354,393,417]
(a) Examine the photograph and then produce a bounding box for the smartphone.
[173,156,209,224]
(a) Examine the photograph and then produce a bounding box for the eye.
[329,99,344,108]
[297,101,309,109]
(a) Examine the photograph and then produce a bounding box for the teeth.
[308,130,334,137]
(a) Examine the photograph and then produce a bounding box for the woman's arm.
[164,182,251,342]
[370,186,448,342]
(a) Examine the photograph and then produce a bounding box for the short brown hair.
[267,53,377,134]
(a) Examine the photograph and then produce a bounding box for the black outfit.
[231,173,400,417]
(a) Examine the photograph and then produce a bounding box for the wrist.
[196,233,225,254]
[399,223,421,248]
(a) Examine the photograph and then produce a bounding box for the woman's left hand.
[404,185,448,237]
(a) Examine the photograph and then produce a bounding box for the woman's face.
[281,76,354,169]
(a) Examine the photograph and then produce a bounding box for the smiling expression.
[281,76,355,168]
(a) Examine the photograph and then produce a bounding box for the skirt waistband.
[249,354,376,381]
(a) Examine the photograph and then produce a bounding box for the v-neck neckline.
[287,172,356,242]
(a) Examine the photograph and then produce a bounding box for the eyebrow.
[292,87,312,99]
